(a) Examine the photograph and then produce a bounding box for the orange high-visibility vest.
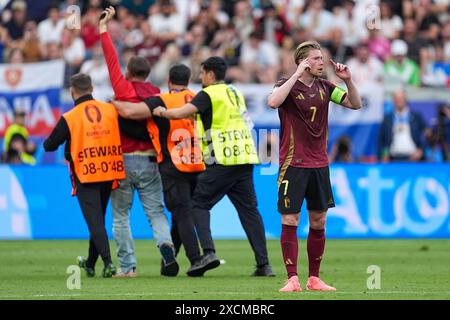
[63,99,126,183]
[149,90,205,173]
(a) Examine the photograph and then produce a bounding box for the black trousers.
[159,162,202,264]
[75,176,113,268]
[192,164,269,267]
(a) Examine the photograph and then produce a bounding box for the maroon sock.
[280,224,298,279]
[307,227,325,278]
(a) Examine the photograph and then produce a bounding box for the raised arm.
[112,100,152,120]
[99,6,134,99]
[267,59,311,109]
[330,59,361,110]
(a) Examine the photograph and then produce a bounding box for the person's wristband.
[160,107,167,117]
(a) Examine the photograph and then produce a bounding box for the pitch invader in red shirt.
[268,41,362,292]
[98,7,178,278]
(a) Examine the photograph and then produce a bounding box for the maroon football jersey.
[276,77,347,168]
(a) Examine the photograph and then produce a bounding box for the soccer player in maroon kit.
[268,41,362,292]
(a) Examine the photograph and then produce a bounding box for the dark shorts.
[277,166,335,214]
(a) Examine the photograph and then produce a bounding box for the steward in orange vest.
[44,73,121,278]
[112,64,207,275]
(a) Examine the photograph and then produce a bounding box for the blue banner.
[0,163,449,239]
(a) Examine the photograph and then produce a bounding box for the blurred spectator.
[62,29,86,86]
[122,13,144,48]
[80,6,102,53]
[149,42,181,85]
[378,89,426,162]
[415,0,440,34]
[207,0,230,27]
[424,104,450,162]
[420,16,441,49]
[334,0,368,47]
[346,42,383,86]
[322,27,354,63]
[379,0,403,40]
[401,17,428,65]
[254,1,290,46]
[46,41,63,60]
[232,0,254,41]
[185,44,212,82]
[298,0,335,42]
[272,0,304,29]
[238,30,279,83]
[135,21,165,67]
[366,28,391,62]
[188,3,221,46]
[421,44,450,87]
[3,0,27,42]
[291,25,312,45]
[181,23,206,59]
[80,45,113,101]
[3,109,36,165]
[384,39,420,87]
[172,0,202,32]
[148,0,184,44]
[7,47,24,63]
[211,22,242,68]
[278,36,297,79]
[21,20,41,62]
[330,135,353,163]
[37,5,65,47]
[5,134,36,165]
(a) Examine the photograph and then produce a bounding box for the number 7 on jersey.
[310,106,317,122]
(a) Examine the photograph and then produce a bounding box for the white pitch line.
[1,291,450,299]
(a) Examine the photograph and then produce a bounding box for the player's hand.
[330,59,351,81]
[153,106,167,117]
[99,6,115,26]
[295,58,311,77]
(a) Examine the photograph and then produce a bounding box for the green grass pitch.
[0,239,449,300]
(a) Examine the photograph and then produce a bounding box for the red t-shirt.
[276,77,347,168]
[100,32,160,153]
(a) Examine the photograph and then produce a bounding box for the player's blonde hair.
[294,41,321,65]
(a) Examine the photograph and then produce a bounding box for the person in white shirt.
[80,45,113,101]
[346,42,383,86]
[378,90,427,162]
[37,5,65,45]
[379,1,403,40]
[148,0,184,44]
[239,30,279,83]
[298,0,335,41]
[334,0,368,47]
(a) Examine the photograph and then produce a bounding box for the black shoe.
[77,256,95,277]
[187,252,220,277]
[252,264,276,277]
[160,243,179,277]
[102,263,117,278]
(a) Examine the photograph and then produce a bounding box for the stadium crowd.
[0,0,449,164]
[1,0,450,87]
